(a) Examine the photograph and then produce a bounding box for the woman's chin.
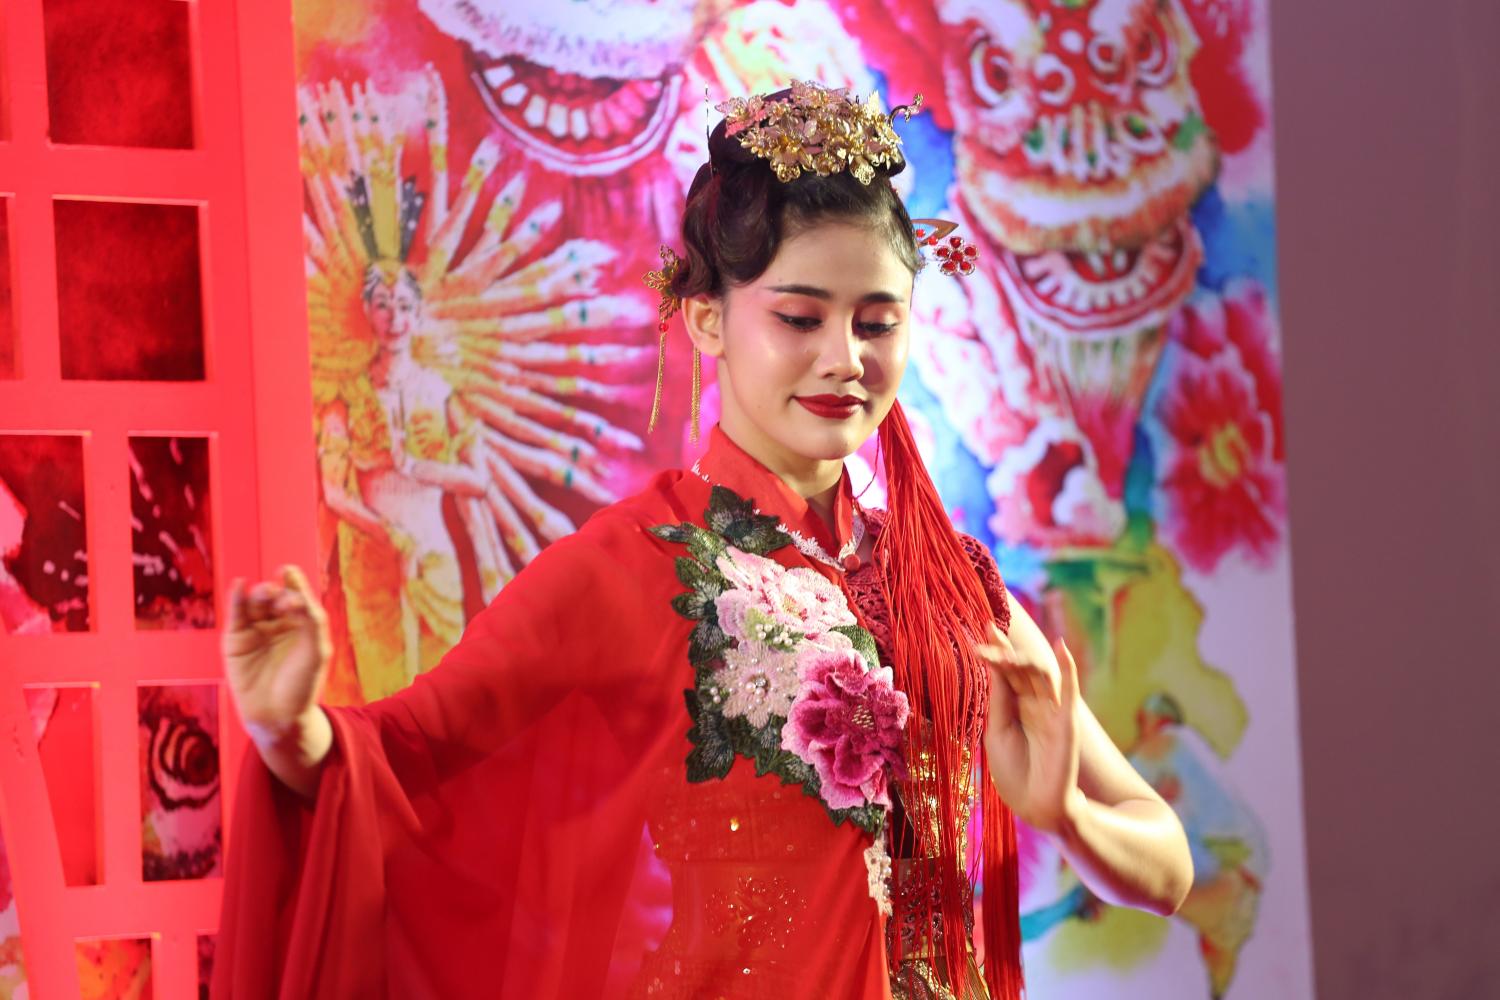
[780,416,875,462]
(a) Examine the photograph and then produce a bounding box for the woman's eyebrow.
[767,283,904,305]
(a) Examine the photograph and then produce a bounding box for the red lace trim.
[844,507,1012,668]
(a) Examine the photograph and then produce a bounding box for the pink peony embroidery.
[716,641,801,728]
[782,647,910,811]
[714,548,856,645]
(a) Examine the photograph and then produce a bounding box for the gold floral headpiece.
[714,80,924,185]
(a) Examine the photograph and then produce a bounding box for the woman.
[216,82,1191,999]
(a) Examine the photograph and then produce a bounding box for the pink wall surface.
[1271,0,1500,997]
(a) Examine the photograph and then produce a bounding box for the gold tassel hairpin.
[643,245,701,443]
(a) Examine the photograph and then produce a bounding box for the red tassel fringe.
[875,402,1023,999]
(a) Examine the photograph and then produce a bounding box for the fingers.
[280,565,326,621]
[226,577,249,631]
[977,622,1061,706]
[1055,637,1080,710]
[225,566,323,627]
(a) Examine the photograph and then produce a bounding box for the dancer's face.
[688,220,913,472]
[365,273,423,348]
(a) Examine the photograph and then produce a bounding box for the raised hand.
[222,565,331,743]
[980,620,1084,834]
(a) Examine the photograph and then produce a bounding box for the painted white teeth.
[588,102,616,138]
[570,107,589,141]
[599,99,632,133]
[484,64,515,89]
[499,82,528,107]
[524,94,547,128]
[547,102,569,139]
[614,85,646,119]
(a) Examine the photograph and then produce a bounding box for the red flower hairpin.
[933,235,978,276]
[911,219,978,277]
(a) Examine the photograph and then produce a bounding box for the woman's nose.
[817,324,864,381]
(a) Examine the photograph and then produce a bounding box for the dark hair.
[671,92,922,299]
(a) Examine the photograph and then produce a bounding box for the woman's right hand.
[222,565,331,745]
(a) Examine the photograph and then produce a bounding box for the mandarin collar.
[693,425,857,560]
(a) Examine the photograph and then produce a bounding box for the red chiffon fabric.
[213,428,1012,999]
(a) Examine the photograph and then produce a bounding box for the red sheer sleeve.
[212,509,672,998]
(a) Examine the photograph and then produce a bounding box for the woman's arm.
[223,569,336,798]
[1056,693,1194,915]
[987,596,1194,916]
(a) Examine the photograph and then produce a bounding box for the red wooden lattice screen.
[0,0,313,995]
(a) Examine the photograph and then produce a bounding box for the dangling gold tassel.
[648,323,669,433]
[690,346,702,443]
[643,245,685,439]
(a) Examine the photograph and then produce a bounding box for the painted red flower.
[1153,346,1285,573]
[1171,278,1284,460]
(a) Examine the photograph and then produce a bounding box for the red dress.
[213,427,1010,999]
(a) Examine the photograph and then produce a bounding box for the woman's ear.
[681,294,726,359]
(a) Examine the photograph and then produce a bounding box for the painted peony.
[782,647,910,810]
[1150,280,1285,572]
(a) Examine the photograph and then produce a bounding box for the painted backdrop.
[288,1,1311,996]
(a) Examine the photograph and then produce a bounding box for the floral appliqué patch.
[652,486,910,841]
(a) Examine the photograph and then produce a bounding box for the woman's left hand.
[979,620,1083,834]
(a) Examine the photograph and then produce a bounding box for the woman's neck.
[717,415,844,530]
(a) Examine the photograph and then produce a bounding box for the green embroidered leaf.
[686,528,728,566]
[775,753,815,788]
[706,485,759,531]
[671,590,713,620]
[674,556,718,593]
[747,718,788,776]
[688,617,729,665]
[829,802,886,834]
[832,624,882,672]
[735,523,790,556]
[650,523,696,544]
[705,486,787,554]
[684,690,736,782]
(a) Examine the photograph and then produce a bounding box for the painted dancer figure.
[217,83,1190,999]
[300,70,652,702]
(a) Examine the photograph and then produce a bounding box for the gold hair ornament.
[644,245,701,443]
[714,80,924,185]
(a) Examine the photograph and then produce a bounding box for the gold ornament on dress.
[714,80,925,186]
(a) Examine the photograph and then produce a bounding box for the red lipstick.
[795,394,865,420]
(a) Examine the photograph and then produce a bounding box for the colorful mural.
[289,0,1309,996]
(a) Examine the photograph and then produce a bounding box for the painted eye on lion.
[1087,36,1126,82]
[1135,19,1176,87]
[968,38,1014,106]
